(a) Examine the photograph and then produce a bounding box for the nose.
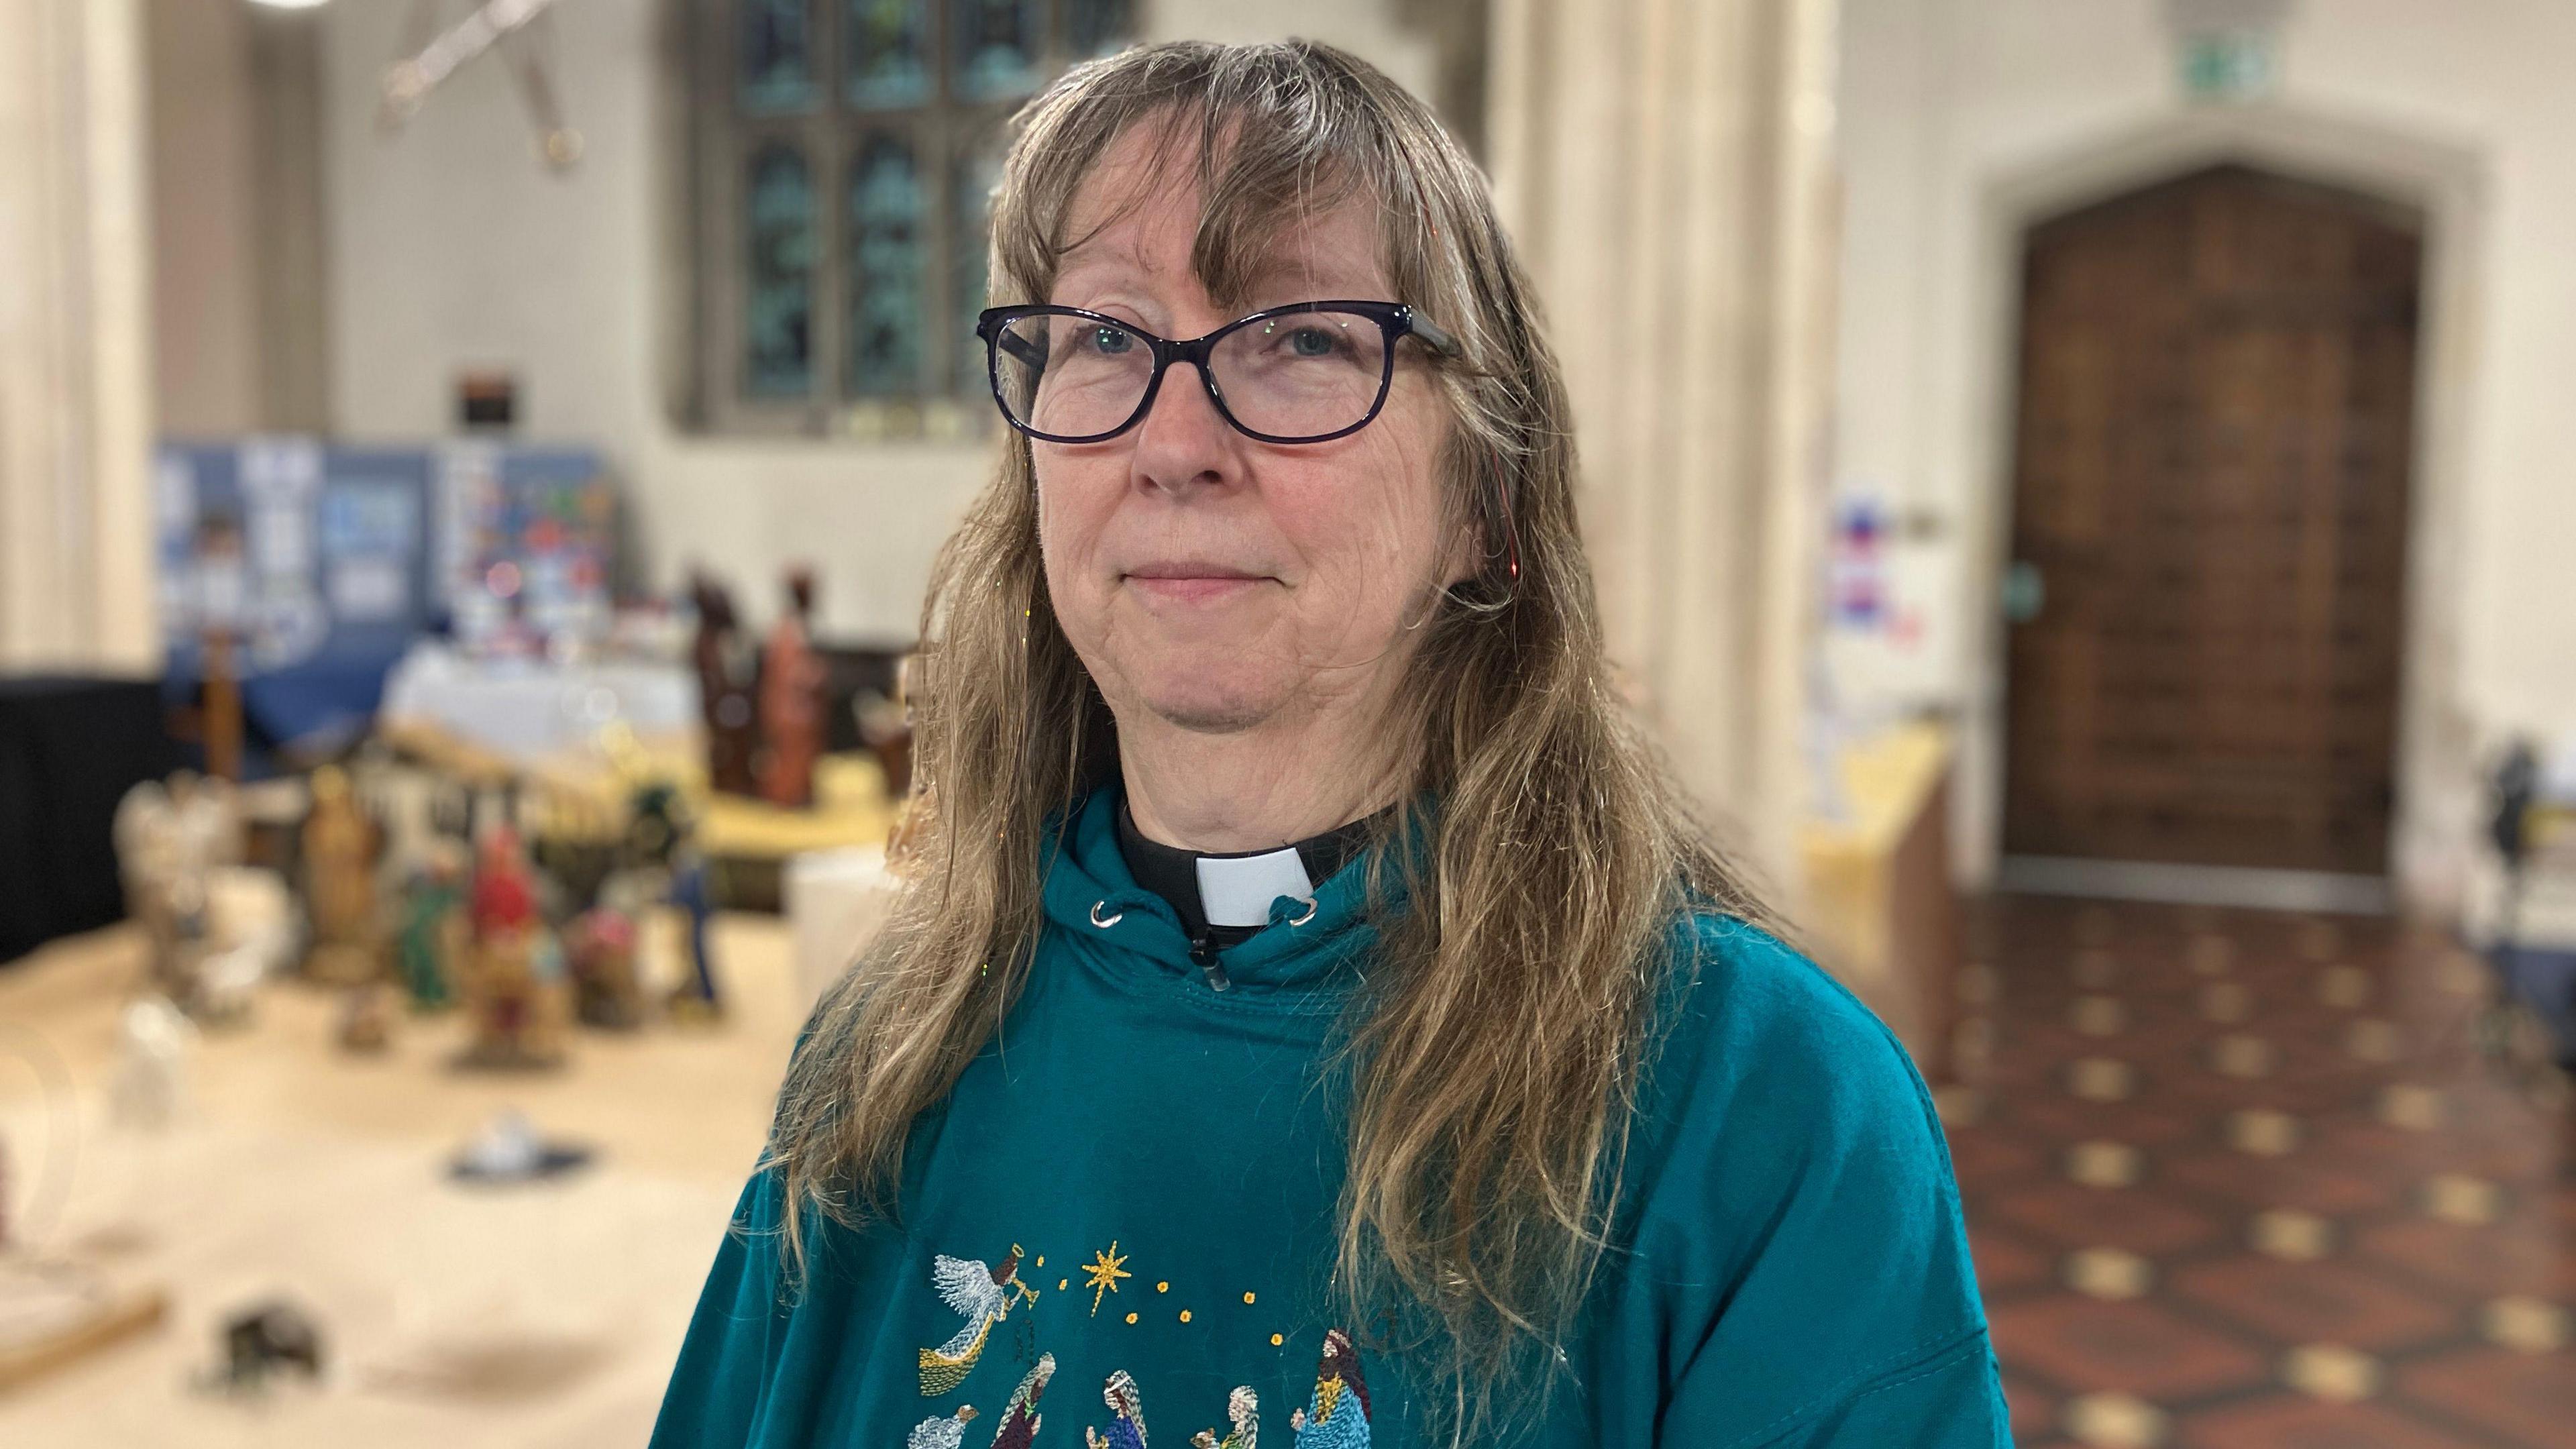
[1128,357,1238,497]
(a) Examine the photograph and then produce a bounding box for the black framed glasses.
[974,300,1462,445]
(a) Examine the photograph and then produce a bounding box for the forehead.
[1053,121,1393,306]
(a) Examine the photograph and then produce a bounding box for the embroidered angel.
[1084,1368,1149,1449]
[1289,1330,1371,1448]
[1190,1385,1259,1449]
[917,1243,1041,1395]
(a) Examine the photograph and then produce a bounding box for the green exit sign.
[2181,31,2277,100]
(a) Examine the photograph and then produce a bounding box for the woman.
[655,39,2005,1449]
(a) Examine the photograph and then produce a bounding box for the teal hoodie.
[651,787,2008,1448]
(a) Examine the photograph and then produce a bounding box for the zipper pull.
[1189,932,1231,991]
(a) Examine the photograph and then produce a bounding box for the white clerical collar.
[1115,796,1377,941]
[1191,847,1318,929]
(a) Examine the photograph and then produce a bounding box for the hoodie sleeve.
[1690,1334,2012,1448]
[1594,917,2010,1449]
[650,1169,792,1448]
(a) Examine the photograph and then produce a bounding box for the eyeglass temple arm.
[1406,310,1462,358]
[996,329,1046,370]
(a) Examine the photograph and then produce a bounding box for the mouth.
[1121,561,1273,605]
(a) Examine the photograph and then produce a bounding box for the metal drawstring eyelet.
[1089,901,1123,928]
[1286,896,1318,927]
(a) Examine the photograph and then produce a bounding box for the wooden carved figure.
[757,566,826,809]
[301,766,384,985]
[691,574,759,796]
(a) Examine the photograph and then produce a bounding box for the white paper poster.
[328,557,410,622]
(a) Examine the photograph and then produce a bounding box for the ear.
[1441,516,1479,590]
[1442,460,1501,588]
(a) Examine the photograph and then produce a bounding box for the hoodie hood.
[1038,785,1405,1000]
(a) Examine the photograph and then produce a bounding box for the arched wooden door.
[2001,165,2421,876]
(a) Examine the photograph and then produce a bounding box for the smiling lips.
[1122,561,1271,605]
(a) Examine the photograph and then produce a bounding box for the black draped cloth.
[0,676,174,964]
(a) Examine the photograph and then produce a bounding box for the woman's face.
[1034,125,1464,740]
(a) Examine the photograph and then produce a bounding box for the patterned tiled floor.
[1941,896,2576,1448]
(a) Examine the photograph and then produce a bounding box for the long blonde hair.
[769,38,1768,1436]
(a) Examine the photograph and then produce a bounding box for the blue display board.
[156,437,611,753]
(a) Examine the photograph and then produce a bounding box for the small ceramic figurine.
[195,934,270,1026]
[447,1108,592,1183]
[115,772,242,1011]
[602,782,686,1009]
[470,822,539,938]
[300,766,384,985]
[109,996,197,1130]
[158,875,215,1012]
[691,574,759,797]
[625,782,684,871]
[209,1300,323,1395]
[757,566,827,809]
[454,825,572,1070]
[455,922,572,1069]
[665,839,722,1022]
[394,840,467,1011]
[336,981,396,1054]
[566,901,645,1030]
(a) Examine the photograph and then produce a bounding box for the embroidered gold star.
[1082,1241,1132,1317]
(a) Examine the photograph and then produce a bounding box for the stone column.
[1487,0,1839,896]
[0,0,158,674]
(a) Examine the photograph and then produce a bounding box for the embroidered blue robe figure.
[918,1244,1040,1395]
[1084,1368,1149,1449]
[908,1405,981,1449]
[1289,1330,1371,1449]
[986,1354,1055,1449]
[1190,1386,1258,1449]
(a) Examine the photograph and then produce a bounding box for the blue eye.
[1285,327,1337,358]
[1087,326,1134,355]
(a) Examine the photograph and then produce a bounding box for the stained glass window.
[746,146,817,396]
[846,0,931,109]
[702,0,1135,427]
[739,0,818,114]
[951,0,1042,103]
[848,136,926,397]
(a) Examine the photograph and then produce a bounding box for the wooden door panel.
[2002,166,2420,875]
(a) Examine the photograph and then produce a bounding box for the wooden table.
[1799,722,1966,1080]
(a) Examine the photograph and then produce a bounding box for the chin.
[1129,663,1291,735]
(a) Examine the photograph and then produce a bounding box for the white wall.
[319,0,968,641]
[1831,0,2576,898]
[317,0,1440,641]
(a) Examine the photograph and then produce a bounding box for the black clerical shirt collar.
[1115,796,1378,951]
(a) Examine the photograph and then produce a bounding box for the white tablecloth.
[379,641,698,760]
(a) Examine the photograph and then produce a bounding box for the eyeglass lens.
[991,308,1390,441]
